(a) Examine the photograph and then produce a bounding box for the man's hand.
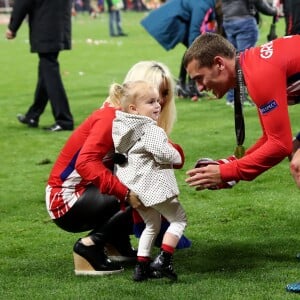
[290,149,300,188]
[288,137,300,161]
[6,28,15,39]
[186,156,238,190]
[186,164,222,190]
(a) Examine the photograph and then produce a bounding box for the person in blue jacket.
[141,0,220,101]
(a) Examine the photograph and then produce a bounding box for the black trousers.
[26,52,73,129]
[53,185,133,245]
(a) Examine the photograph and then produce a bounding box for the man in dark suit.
[6,0,74,132]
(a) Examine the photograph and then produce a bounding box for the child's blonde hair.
[109,80,157,112]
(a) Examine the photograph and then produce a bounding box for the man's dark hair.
[183,33,236,68]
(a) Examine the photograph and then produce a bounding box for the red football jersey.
[221,35,300,182]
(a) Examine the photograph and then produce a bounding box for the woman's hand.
[127,190,145,209]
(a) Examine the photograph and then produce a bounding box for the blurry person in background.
[221,0,278,106]
[6,0,74,132]
[106,0,128,37]
[280,0,300,35]
[141,0,221,101]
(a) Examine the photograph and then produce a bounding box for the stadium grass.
[1,11,300,299]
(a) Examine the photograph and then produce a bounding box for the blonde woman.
[45,61,185,276]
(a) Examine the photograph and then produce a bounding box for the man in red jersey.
[184,32,300,293]
[183,33,300,188]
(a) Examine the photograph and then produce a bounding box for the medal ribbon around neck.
[233,54,246,158]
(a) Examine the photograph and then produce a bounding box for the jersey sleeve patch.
[259,100,278,114]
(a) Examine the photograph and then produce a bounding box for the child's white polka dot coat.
[112,111,182,207]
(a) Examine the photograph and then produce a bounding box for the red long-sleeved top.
[46,105,128,219]
[221,35,300,181]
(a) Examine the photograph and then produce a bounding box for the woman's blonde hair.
[104,61,176,135]
[124,61,176,135]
